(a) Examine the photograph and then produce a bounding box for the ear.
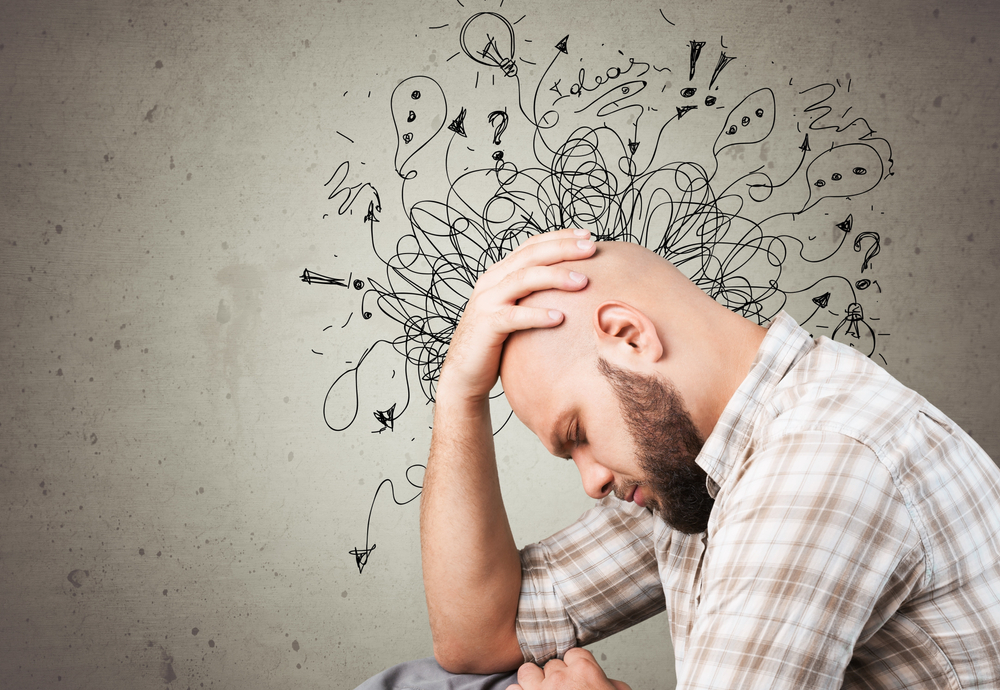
[593,301,663,364]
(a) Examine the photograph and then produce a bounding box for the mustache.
[612,482,634,502]
[612,481,660,510]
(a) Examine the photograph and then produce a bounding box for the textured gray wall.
[2,0,998,688]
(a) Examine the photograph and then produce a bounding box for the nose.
[572,450,615,499]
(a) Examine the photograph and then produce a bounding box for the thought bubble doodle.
[391,76,447,178]
[714,88,776,154]
[802,142,884,211]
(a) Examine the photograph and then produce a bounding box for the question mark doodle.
[488,109,508,145]
[488,109,509,161]
[853,231,881,272]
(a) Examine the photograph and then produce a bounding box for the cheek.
[589,408,641,472]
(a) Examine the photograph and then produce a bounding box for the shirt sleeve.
[677,430,922,689]
[515,496,667,664]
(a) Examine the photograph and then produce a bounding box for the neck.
[681,312,768,443]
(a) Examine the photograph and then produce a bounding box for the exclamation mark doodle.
[689,40,706,80]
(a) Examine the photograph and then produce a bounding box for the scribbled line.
[349,464,425,574]
[336,131,355,143]
[324,161,382,216]
[658,9,676,25]
[322,339,411,433]
[358,23,893,412]
[314,10,895,572]
[372,403,396,433]
[300,269,348,287]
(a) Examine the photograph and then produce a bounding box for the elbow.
[431,631,522,675]
[432,645,477,675]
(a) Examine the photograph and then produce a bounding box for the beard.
[597,358,714,534]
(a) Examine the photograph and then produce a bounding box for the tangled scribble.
[309,8,894,572]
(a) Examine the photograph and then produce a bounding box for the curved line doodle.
[349,464,425,574]
[310,8,896,573]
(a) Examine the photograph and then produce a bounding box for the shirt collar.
[696,311,815,496]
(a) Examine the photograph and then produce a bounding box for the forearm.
[416,229,595,673]
[420,389,523,673]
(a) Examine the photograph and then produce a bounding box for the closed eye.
[566,421,586,457]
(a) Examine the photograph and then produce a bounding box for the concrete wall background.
[2,0,998,688]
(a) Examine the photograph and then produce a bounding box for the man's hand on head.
[437,228,595,404]
[510,648,632,690]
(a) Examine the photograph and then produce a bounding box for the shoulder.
[712,429,913,544]
[760,336,924,455]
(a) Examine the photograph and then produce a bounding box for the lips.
[621,485,644,507]
[633,486,646,508]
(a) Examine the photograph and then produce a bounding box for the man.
[359,230,1000,689]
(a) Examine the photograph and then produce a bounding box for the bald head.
[502,241,720,379]
[500,240,766,444]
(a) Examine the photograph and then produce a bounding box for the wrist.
[435,370,494,408]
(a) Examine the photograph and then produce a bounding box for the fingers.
[543,658,569,674]
[516,661,545,689]
[492,304,565,333]
[508,234,595,269]
[436,229,595,401]
[478,236,595,298]
[501,264,589,300]
[563,647,597,665]
[484,229,595,282]
[512,227,590,254]
[512,651,629,690]
[563,648,629,688]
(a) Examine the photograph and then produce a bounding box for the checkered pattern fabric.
[516,311,1000,689]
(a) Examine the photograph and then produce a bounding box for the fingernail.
[548,310,563,321]
[577,239,594,250]
[569,271,586,283]
[573,228,589,237]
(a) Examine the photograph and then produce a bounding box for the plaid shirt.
[516,311,1000,689]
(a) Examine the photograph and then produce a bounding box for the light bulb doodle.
[459,12,518,78]
[833,302,877,356]
[313,10,897,573]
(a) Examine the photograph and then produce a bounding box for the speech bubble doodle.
[323,340,410,433]
[802,142,884,211]
[714,88,776,154]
